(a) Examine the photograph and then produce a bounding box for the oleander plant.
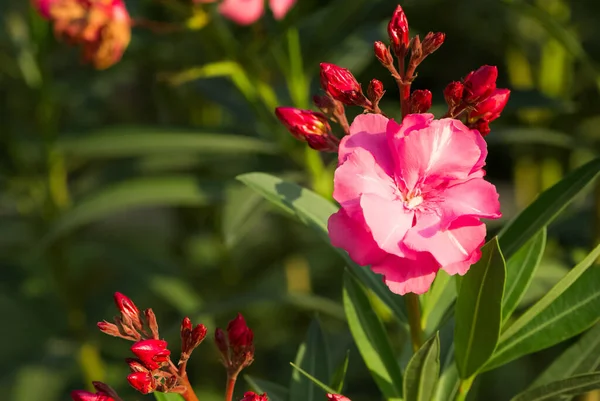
[2,1,600,401]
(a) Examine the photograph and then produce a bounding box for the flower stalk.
[404,293,423,352]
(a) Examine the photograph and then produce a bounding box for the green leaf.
[289,319,331,401]
[454,238,506,378]
[45,176,223,243]
[237,172,407,324]
[531,324,600,388]
[329,350,350,393]
[422,271,456,336]
[498,157,600,259]
[58,127,277,159]
[502,229,547,324]
[290,363,337,395]
[486,244,600,371]
[245,376,289,401]
[343,270,403,401]
[154,393,185,401]
[510,373,600,401]
[403,333,441,401]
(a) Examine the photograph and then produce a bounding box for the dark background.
[1,0,599,400]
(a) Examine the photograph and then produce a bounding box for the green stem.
[404,293,423,352]
[456,376,475,401]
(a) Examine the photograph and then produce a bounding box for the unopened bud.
[327,395,352,401]
[127,371,156,394]
[240,392,269,401]
[227,313,253,350]
[70,390,114,401]
[319,63,369,107]
[410,35,422,62]
[130,339,171,370]
[410,89,432,114]
[215,327,228,356]
[367,79,385,105]
[387,5,410,57]
[97,321,121,338]
[114,292,141,329]
[444,81,464,109]
[192,324,208,348]
[469,88,510,122]
[463,65,498,104]
[126,358,149,373]
[144,309,159,340]
[422,32,445,55]
[472,119,491,136]
[275,107,339,152]
[374,41,394,66]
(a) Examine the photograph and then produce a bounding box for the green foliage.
[245,376,289,401]
[329,351,350,394]
[510,373,600,401]
[403,333,440,401]
[343,271,404,401]
[454,238,506,378]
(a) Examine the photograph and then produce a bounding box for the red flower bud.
[463,65,498,104]
[97,321,121,338]
[444,81,464,109]
[192,324,208,346]
[91,382,119,399]
[472,119,491,136]
[410,89,432,114]
[374,41,394,66]
[387,5,410,56]
[114,292,139,318]
[312,95,335,116]
[240,392,269,401]
[469,88,510,122]
[367,79,385,105]
[275,107,339,152]
[181,317,192,332]
[227,313,253,349]
[326,395,352,401]
[422,32,445,56]
[319,63,369,107]
[127,371,156,394]
[215,327,228,356]
[70,390,114,401]
[130,339,171,370]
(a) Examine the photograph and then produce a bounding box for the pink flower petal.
[442,242,483,275]
[218,0,264,25]
[269,0,296,19]
[394,118,484,191]
[404,214,486,267]
[371,253,439,295]
[332,149,396,211]
[435,177,501,229]
[328,209,386,266]
[360,194,414,257]
[339,114,393,174]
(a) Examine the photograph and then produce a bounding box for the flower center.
[405,195,423,209]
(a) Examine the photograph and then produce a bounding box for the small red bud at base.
[367,79,385,105]
[387,5,410,57]
[410,89,432,114]
[275,107,338,152]
[319,63,369,107]
[326,395,352,401]
[127,371,156,394]
[422,32,445,55]
[444,81,464,109]
[469,88,510,122]
[472,120,491,136]
[374,41,394,66]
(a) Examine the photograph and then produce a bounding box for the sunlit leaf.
[510,373,600,401]
[403,333,440,401]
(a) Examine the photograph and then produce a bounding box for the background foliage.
[1,0,599,400]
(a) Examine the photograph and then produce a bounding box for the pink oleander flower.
[327,113,501,295]
[200,0,296,25]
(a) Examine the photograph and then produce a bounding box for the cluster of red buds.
[71,292,258,401]
[275,4,510,150]
[31,0,131,69]
[443,66,510,135]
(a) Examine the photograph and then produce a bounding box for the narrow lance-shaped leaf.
[454,237,506,378]
[343,270,404,400]
[329,351,350,394]
[290,363,337,395]
[245,376,289,401]
[498,157,600,259]
[502,229,546,324]
[289,319,331,401]
[154,393,185,401]
[530,324,600,389]
[486,244,600,371]
[237,173,408,324]
[510,373,600,401]
[403,333,440,401]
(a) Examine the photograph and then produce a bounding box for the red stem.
[398,55,411,118]
[180,374,200,401]
[225,374,238,401]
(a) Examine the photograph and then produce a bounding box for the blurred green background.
[1,0,599,400]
